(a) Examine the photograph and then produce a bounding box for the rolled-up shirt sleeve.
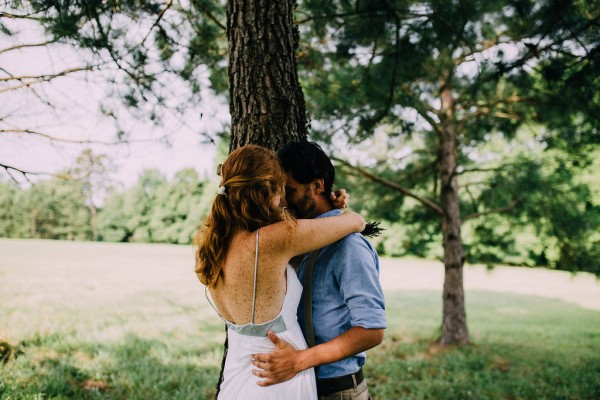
[334,234,387,329]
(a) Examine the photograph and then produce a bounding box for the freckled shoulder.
[256,222,296,263]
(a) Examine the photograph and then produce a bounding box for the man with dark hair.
[277,141,337,218]
[251,141,386,400]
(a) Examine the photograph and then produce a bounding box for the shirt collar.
[315,209,342,219]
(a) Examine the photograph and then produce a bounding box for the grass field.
[1,239,599,400]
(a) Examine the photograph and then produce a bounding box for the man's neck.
[312,199,334,217]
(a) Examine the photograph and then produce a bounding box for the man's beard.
[287,187,317,218]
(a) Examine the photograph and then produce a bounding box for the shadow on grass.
[1,334,222,400]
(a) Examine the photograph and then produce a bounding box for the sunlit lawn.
[1,239,599,399]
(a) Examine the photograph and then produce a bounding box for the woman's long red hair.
[194,145,292,288]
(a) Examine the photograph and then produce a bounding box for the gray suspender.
[303,250,320,348]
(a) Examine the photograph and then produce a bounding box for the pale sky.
[0,17,228,189]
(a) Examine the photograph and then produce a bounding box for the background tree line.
[0,157,214,245]
[1,137,597,276]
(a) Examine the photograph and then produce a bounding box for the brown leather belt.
[317,368,364,396]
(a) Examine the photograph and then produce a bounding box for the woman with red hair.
[194,145,364,399]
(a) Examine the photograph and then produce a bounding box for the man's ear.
[312,178,326,195]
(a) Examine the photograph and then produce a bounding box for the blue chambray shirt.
[296,209,387,380]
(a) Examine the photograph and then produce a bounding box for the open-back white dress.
[206,230,317,399]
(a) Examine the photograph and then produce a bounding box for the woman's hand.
[331,189,350,209]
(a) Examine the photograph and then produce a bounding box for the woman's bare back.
[209,228,289,325]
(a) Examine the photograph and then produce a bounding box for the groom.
[252,141,386,399]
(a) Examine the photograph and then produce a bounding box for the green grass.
[1,239,599,399]
[368,291,600,399]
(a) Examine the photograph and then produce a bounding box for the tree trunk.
[30,211,37,237]
[438,79,469,345]
[218,1,309,396]
[88,204,98,241]
[227,0,308,152]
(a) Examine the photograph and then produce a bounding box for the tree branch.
[461,181,493,188]
[332,156,444,216]
[358,15,399,129]
[0,66,74,108]
[187,0,226,31]
[462,200,518,222]
[141,0,174,45]
[0,162,47,184]
[463,108,526,122]
[1,128,173,146]
[455,36,515,65]
[296,8,429,25]
[480,95,537,107]
[89,12,146,88]
[395,83,443,136]
[359,30,381,85]
[399,157,440,182]
[0,11,43,20]
[0,129,123,145]
[459,95,537,123]
[203,9,226,31]
[0,66,96,82]
[455,166,503,176]
[0,66,96,93]
[296,9,382,25]
[487,16,600,80]
[415,103,443,135]
[0,40,58,55]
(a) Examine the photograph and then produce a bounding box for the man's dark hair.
[277,141,335,195]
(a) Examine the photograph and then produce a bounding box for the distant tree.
[294,0,599,344]
[2,177,92,240]
[148,169,207,244]
[0,180,22,237]
[97,191,130,242]
[97,168,211,244]
[68,149,113,241]
[134,169,170,241]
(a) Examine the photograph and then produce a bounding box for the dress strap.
[205,286,225,320]
[251,229,259,324]
[252,228,260,323]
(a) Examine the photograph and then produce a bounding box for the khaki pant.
[318,379,370,400]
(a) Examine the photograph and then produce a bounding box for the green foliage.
[0,181,22,238]
[0,177,92,240]
[296,0,599,274]
[333,127,599,273]
[98,168,211,244]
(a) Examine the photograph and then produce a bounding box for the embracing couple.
[194,141,386,399]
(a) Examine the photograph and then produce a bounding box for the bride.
[194,144,364,399]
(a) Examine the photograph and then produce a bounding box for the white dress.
[206,230,317,400]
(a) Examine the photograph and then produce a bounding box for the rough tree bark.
[227,0,308,152]
[438,76,469,345]
[217,1,309,396]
